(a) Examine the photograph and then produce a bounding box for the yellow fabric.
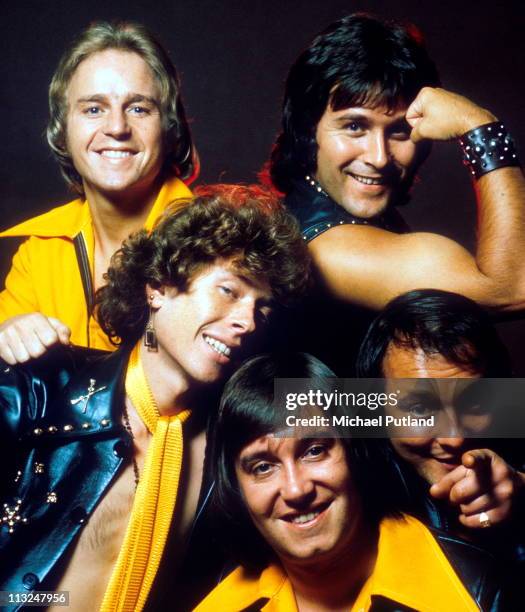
[101,342,191,612]
[0,177,192,350]
[194,515,479,612]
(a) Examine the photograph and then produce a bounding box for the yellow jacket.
[0,177,191,351]
[195,515,480,612]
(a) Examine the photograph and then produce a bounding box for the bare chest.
[51,408,207,609]
[52,462,137,611]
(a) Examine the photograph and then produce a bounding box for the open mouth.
[433,456,461,470]
[347,172,385,186]
[204,334,232,357]
[282,502,331,526]
[97,149,136,159]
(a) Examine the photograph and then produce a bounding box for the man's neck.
[139,344,195,416]
[85,179,162,248]
[284,521,378,612]
[85,179,163,291]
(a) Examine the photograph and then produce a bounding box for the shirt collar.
[197,515,478,612]
[353,515,479,611]
[0,176,192,239]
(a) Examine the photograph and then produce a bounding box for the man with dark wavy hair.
[0,21,197,358]
[268,13,525,374]
[0,185,310,611]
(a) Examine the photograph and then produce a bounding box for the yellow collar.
[352,515,479,611]
[0,176,192,239]
[195,515,478,612]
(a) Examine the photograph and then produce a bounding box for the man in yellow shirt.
[0,21,196,357]
[197,352,506,611]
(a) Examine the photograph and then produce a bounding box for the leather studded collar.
[285,178,409,243]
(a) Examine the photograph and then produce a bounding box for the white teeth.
[204,335,231,357]
[291,510,320,524]
[351,174,383,185]
[100,150,133,158]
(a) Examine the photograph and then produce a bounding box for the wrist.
[460,111,497,134]
[459,121,520,179]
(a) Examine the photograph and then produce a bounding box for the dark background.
[2,0,525,370]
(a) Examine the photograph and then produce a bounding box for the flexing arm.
[310,88,525,311]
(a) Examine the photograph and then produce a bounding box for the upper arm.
[308,225,509,311]
[0,238,39,322]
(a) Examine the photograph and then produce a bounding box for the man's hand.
[429,449,525,528]
[406,87,496,142]
[0,313,71,365]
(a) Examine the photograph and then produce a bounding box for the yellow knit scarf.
[100,343,191,612]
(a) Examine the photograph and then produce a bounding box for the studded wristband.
[459,122,520,179]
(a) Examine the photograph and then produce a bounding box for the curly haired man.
[0,185,309,612]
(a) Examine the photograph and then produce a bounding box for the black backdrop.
[2,0,525,370]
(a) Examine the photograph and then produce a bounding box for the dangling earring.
[144,295,158,352]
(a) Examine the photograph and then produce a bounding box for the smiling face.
[235,436,361,569]
[383,342,490,484]
[66,49,165,203]
[314,104,419,219]
[150,258,273,388]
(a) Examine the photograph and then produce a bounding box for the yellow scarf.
[100,343,191,612]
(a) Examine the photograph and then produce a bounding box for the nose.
[362,131,390,169]
[280,463,315,505]
[436,437,466,455]
[436,409,465,449]
[230,300,257,335]
[103,108,131,139]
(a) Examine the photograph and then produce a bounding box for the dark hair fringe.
[267,13,440,193]
[209,352,403,570]
[356,289,512,377]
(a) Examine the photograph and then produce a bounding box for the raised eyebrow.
[74,94,160,108]
[239,451,273,470]
[298,437,332,453]
[388,118,411,131]
[334,112,370,127]
[76,95,107,105]
[126,94,160,108]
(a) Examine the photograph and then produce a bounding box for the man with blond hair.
[0,21,196,359]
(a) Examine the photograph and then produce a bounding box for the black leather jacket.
[285,178,409,242]
[0,347,219,611]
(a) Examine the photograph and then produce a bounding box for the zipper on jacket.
[73,232,94,347]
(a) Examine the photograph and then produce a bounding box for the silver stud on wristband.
[459,122,520,179]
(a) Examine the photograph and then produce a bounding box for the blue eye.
[84,106,101,115]
[129,106,148,115]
